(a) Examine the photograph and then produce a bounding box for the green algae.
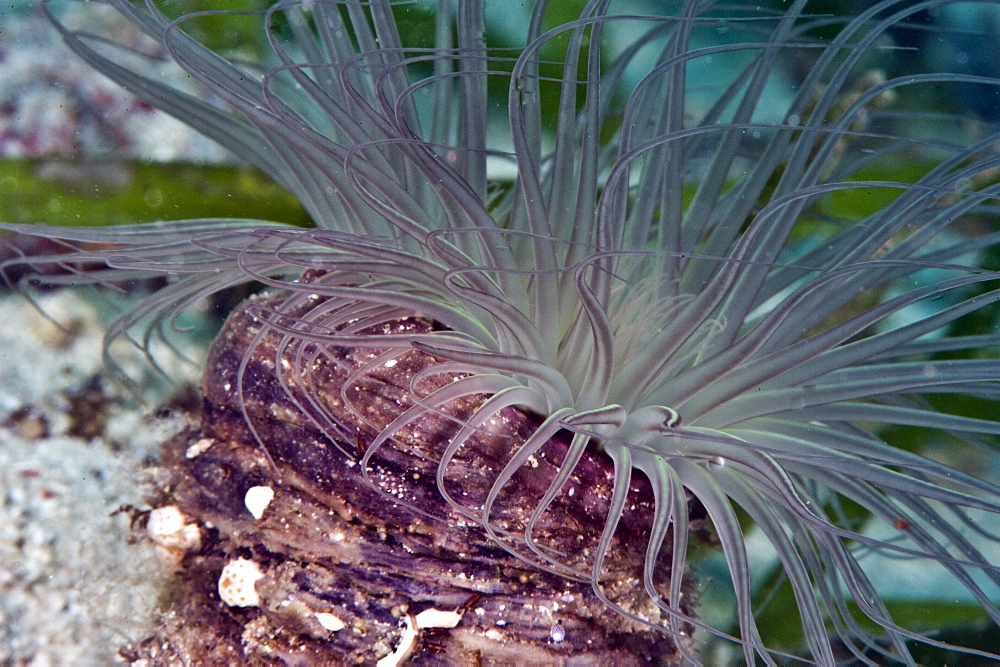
[0,159,310,228]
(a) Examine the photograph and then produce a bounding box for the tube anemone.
[3,0,1000,663]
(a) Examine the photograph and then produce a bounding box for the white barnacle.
[218,557,264,607]
[147,505,201,566]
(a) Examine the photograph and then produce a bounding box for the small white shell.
[315,612,346,632]
[376,613,417,667]
[244,485,275,520]
[414,608,463,629]
[185,437,215,459]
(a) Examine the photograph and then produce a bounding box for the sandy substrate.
[0,290,206,665]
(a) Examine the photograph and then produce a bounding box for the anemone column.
[131,289,693,664]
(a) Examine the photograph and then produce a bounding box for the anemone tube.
[3,0,1000,663]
